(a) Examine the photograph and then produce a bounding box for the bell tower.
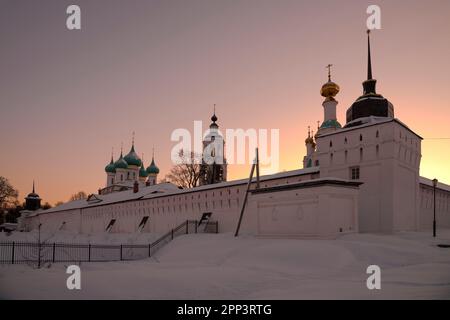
[199,106,227,185]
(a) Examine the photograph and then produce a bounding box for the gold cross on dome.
[326,64,333,81]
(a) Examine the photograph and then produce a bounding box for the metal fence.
[0,220,218,266]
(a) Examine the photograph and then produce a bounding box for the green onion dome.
[146,158,160,175]
[139,163,148,177]
[123,145,142,167]
[104,156,116,173]
[114,152,128,169]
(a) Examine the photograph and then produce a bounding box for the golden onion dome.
[321,64,340,100]
[305,128,315,145]
[305,136,314,144]
[320,81,340,100]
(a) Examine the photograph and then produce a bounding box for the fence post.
[38,242,41,268]
[11,242,15,264]
[120,245,123,261]
[52,243,56,263]
[186,220,188,234]
[88,244,91,262]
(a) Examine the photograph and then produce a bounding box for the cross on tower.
[326,64,333,81]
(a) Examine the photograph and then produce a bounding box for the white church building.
[21,32,450,238]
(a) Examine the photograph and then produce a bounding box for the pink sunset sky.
[0,0,449,205]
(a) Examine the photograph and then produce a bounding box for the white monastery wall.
[245,182,359,239]
[419,180,450,229]
[30,171,362,238]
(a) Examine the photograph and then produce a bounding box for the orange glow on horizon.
[1,1,449,205]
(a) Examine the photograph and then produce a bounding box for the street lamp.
[432,178,438,238]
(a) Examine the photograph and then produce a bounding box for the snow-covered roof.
[346,116,392,128]
[250,177,363,195]
[142,167,320,199]
[34,182,180,215]
[318,117,423,139]
[33,167,320,216]
[419,176,450,192]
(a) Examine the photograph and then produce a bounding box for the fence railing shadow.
[0,220,218,266]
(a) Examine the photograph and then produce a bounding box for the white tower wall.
[316,120,422,232]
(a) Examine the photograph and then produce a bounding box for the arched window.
[360,134,363,142]
[360,148,363,161]
[329,141,333,148]
[376,130,379,138]
[376,145,379,158]
[345,150,348,163]
[344,137,348,144]
[330,153,334,164]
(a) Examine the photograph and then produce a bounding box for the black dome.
[346,79,394,125]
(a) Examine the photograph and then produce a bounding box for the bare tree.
[69,191,87,201]
[54,201,64,207]
[41,202,52,210]
[0,176,19,208]
[165,150,202,189]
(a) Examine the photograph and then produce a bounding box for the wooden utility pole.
[234,148,259,237]
[256,148,260,189]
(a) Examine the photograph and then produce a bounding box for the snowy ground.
[1,230,450,299]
